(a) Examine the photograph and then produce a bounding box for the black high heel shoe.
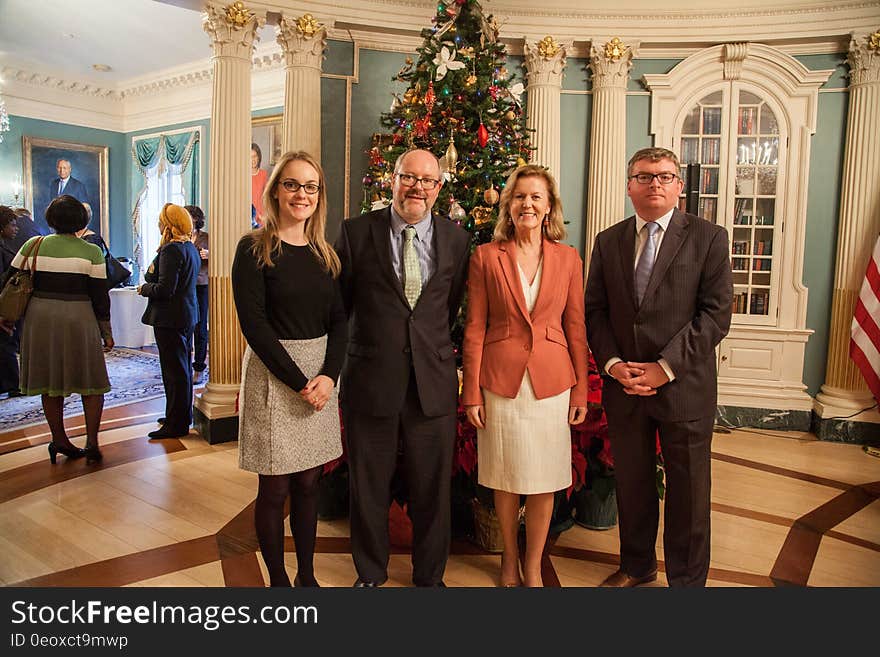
[84,447,103,464]
[48,443,86,464]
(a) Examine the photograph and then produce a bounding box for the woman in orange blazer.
[462,164,588,587]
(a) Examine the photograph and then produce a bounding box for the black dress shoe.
[157,417,166,424]
[48,442,86,464]
[599,569,658,588]
[415,581,446,587]
[148,427,189,439]
[353,578,378,588]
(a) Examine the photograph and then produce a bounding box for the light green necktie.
[403,225,422,308]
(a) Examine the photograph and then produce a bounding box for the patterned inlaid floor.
[1,399,878,587]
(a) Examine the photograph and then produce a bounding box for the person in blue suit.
[49,159,89,206]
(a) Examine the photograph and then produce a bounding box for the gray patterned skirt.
[238,336,342,475]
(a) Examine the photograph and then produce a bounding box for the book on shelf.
[733,198,748,224]
[732,240,749,255]
[748,290,769,315]
[739,107,756,135]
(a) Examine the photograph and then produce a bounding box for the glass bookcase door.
[678,86,783,325]
[728,87,781,323]
[679,89,727,224]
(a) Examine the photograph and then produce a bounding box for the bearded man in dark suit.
[335,149,470,587]
[584,147,733,587]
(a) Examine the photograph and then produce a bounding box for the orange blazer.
[462,239,588,407]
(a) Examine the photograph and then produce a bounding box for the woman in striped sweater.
[0,195,114,464]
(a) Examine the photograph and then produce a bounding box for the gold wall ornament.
[537,36,561,60]
[869,30,880,52]
[296,13,320,37]
[604,37,630,62]
[224,1,252,29]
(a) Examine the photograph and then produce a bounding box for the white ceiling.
[0,0,868,86]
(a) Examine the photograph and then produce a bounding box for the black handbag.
[0,236,45,322]
[98,236,131,289]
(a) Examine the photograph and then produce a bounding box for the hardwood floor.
[0,400,877,587]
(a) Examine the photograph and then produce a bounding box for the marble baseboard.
[193,406,239,445]
[716,406,812,432]
[811,415,880,444]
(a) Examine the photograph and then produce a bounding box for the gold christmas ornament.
[516,157,528,167]
[483,187,499,205]
[466,74,477,86]
[505,110,516,121]
[472,206,493,225]
[445,136,459,173]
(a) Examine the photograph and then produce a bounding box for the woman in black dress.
[138,203,200,439]
[232,151,346,587]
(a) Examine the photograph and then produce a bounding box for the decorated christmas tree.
[361,0,532,246]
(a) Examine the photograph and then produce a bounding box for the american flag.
[850,235,880,403]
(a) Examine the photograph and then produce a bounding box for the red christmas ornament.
[414,116,431,139]
[488,85,500,100]
[425,82,436,114]
[477,121,489,148]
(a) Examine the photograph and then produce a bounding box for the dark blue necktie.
[635,221,660,304]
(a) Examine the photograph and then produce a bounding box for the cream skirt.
[477,372,572,495]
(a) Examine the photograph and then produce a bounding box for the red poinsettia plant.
[568,351,614,498]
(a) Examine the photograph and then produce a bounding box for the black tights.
[255,466,322,587]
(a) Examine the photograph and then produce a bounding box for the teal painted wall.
[348,48,409,226]
[0,115,127,249]
[799,53,849,395]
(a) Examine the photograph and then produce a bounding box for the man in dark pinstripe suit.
[585,147,733,587]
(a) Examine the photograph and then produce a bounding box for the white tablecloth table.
[109,287,155,348]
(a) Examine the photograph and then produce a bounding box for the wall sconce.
[11,174,22,205]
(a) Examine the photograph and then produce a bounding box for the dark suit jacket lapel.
[530,238,558,319]
[370,207,409,308]
[642,209,687,305]
[498,241,532,325]
[617,216,638,309]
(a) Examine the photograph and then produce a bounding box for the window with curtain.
[140,161,187,266]
[131,128,200,281]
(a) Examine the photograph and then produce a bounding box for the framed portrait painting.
[251,114,282,226]
[22,136,110,244]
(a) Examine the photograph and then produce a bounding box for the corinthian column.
[584,37,637,261]
[194,2,264,443]
[523,36,567,176]
[277,13,326,159]
[814,30,880,439]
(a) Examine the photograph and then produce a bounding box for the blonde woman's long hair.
[493,164,566,243]
[248,151,341,277]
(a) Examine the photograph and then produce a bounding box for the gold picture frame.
[22,136,110,247]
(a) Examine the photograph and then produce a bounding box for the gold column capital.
[277,13,328,69]
[589,38,638,90]
[203,2,264,58]
[849,30,880,86]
